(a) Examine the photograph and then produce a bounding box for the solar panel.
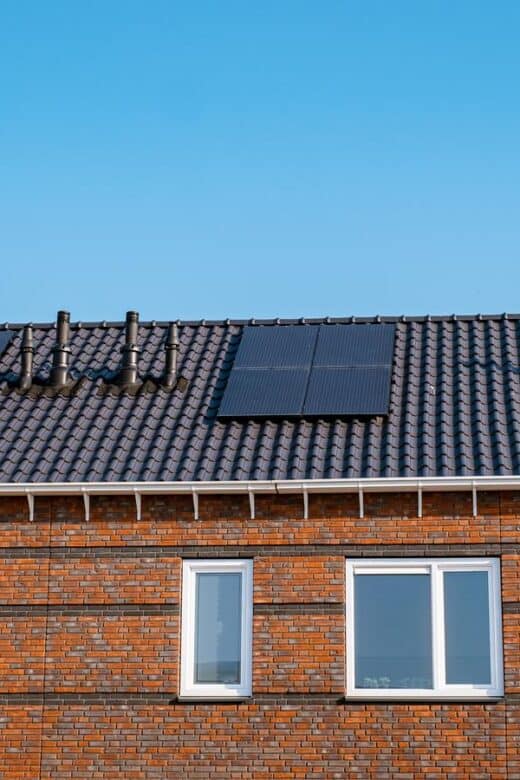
[234,325,318,368]
[217,367,309,418]
[313,323,395,367]
[218,323,396,419]
[0,330,15,357]
[303,366,392,416]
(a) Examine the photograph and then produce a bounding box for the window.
[346,559,503,699]
[180,559,253,699]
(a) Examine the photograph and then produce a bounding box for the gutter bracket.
[134,490,142,522]
[248,488,255,521]
[302,486,309,520]
[358,485,364,519]
[82,489,90,522]
[418,483,423,518]
[26,491,34,523]
[192,488,199,521]
[472,482,478,518]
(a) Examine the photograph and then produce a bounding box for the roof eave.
[0,475,518,495]
[2,475,520,522]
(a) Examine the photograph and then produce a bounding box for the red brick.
[0,490,516,778]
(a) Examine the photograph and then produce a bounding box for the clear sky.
[1,2,520,323]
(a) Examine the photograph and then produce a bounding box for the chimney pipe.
[119,311,140,385]
[19,325,34,390]
[50,310,71,387]
[164,322,179,388]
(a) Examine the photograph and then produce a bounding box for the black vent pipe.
[163,322,179,388]
[50,310,71,387]
[119,311,140,385]
[19,325,34,390]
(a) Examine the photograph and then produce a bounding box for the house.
[0,310,518,778]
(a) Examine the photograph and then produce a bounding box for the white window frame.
[345,558,503,700]
[180,559,253,700]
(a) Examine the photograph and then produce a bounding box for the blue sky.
[1,2,520,323]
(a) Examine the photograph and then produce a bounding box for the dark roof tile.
[1,315,520,481]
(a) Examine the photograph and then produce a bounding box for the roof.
[1,313,520,483]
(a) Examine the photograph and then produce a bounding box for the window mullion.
[431,563,445,692]
[488,562,503,694]
[242,563,253,695]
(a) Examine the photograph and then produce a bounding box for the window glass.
[444,571,491,684]
[354,573,432,689]
[194,572,242,684]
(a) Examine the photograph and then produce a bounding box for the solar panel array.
[218,323,395,419]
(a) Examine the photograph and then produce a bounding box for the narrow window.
[346,558,503,699]
[180,560,253,699]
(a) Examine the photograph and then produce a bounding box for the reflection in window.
[195,573,242,684]
[444,571,491,685]
[355,573,432,689]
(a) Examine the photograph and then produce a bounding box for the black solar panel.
[314,323,395,367]
[0,330,15,357]
[218,367,310,418]
[218,323,396,419]
[303,366,392,416]
[234,325,318,368]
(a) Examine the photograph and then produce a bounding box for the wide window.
[346,559,503,699]
[180,560,253,699]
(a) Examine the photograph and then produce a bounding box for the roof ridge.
[2,313,520,330]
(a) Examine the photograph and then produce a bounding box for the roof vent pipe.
[50,310,71,388]
[119,310,140,385]
[163,322,179,388]
[19,325,34,390]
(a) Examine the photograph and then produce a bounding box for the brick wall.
[0,491,518,778]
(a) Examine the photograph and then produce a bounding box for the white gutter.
[4,475,520,521]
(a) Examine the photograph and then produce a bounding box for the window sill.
[343,694,504,703]
[172,695,253,704]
